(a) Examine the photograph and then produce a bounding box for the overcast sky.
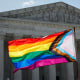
[0,0,80,12]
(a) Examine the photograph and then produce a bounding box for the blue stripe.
[13,55,62,69]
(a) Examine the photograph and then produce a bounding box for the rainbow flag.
[8,29,76,73]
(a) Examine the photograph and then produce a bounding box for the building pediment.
[0,2,80,24]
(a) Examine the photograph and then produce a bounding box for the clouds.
[22,0,35,7]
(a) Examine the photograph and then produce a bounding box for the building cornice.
[0,17,80,29]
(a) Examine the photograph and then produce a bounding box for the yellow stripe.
[9,37,57,52]
[9,42,52,57]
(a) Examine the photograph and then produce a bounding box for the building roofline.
[0,2,80,17]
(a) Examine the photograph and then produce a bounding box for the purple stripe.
[13,57,68,73]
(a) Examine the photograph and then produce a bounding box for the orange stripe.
[9,36,57,52]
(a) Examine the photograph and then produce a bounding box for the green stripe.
[11,50,54,62]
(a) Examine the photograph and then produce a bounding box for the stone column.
[49,65,56,80]
[14,34,22,80]
[4,33,14,80]
[60,63,74,80]
[0,34,4,80]
[66,62,74,80]
[39,66,49,80]
[44,66,49,80]
[22,70,32,80]
[60,63,67,80]
[78,60,80,80]
[77,39,80,80]
[14,70,22,80]
[32,68,39,80]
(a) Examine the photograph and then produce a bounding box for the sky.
[0,0,80,12]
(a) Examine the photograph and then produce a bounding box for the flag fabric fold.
[8,29,76,73]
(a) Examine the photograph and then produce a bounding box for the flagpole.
[73,27,79,80]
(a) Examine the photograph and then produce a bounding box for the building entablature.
[0,17,80,39]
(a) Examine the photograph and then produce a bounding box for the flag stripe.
[49,33,64,51]
[8,31,65,46]
[11,50,55,62]
[49,29,71,51]
[9,36,57,52]
[13,57,68,69]
[9,42,52,57]
[57,47,76,60]
[53,48,75,62]
[50,50,72,62]
[12,54,62,63]
[13,57,68,73]
[13,56,66,69]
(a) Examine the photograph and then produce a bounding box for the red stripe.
[8,31,65,46]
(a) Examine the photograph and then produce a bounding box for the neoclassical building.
[0,2,80,80]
